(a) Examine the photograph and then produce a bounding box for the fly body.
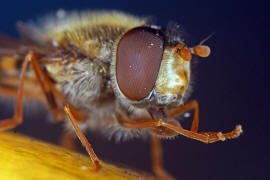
[0,10,242,179]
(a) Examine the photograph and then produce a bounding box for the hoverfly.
[0,10,242,179]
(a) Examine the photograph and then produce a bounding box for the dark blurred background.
[0,0,268,180]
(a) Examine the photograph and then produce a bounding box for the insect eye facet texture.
[116,27,164,101]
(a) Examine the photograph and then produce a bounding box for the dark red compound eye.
[116,26,164,101]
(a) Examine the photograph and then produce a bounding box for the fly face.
[111,26,210,110]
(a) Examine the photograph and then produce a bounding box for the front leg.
[117,112,242,179]
[117,113,242,144]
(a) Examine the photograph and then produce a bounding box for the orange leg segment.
[168,100,199,132]
[63,103,101,171]
[118,101,242,179]
[0,52,31,131]
[30,53,64,122]
[118,114,242,144]
[151,136,175,180]
[0,51,64,128]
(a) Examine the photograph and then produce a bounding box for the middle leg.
[151,135,175,180]
[30,53,64,121]
[63,103,101,171]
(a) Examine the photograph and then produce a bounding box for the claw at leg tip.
[236,125,243,135]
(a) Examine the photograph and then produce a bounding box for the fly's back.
[35,11,147,62]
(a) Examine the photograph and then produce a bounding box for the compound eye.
[116,27,164,101]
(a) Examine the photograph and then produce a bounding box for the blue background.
[0,0,268,180]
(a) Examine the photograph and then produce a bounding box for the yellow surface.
[0,132,155,180]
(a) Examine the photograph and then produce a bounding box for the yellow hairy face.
[155,47,190,98]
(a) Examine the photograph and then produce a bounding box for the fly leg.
[0,52,31,131]
[116,112,175,179]
[167,100,242,139]
[117,113,242,144]
[60,105,86,151]
[30,52,65,122]
[0,51,65,122]
[117,100,242,177]
[168,100,199,132]
[151,135,175,180]
[63,103,101,171]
